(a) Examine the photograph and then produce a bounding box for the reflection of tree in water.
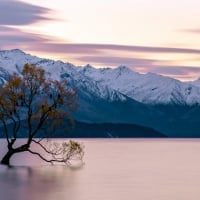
[0,165,82,200]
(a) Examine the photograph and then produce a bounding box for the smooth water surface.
[0,139,200,200]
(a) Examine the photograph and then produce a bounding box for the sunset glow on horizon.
[1,0,200,81]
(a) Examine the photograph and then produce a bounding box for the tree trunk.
[1,150,15,166]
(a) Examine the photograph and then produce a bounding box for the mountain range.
[0,49,200,137]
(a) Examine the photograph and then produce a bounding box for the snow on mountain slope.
[1,49,200,105]
[190,78,200,88]
[0,49,126,102]
[80,65,200,105]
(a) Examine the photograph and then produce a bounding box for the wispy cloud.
[149,65,200,75]
[180,28,200,34]
[26,43,200,55]
[135,65,200,81]
[77,56,156,67]
[0,0,51,25]
[0,26,50,50]
[27,43,101,54]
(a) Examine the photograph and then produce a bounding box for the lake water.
[0,139,200,200]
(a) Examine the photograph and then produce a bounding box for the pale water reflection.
[0,139,200,200]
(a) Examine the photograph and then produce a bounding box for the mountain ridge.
[1,49,200,137]
[0,49,200,106]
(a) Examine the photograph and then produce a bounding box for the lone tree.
[0,64,84,166]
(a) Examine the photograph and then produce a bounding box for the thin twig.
[27,149,67,164]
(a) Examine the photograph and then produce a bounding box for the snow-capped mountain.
[0,49,126,102]
[0,49,200,106]
[79,64,200,105]
[190,78,200,88]
[1,49,200,137]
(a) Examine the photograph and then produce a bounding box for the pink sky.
[0,0,200,81]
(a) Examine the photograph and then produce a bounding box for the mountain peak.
[84,64,93,69]
[10,49,25,54]
[117,65,132,72]
[82,64,96,73]
[118,65,129,70]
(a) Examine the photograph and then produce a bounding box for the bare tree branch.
[27,149,69,164]
[32,139,61,156]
